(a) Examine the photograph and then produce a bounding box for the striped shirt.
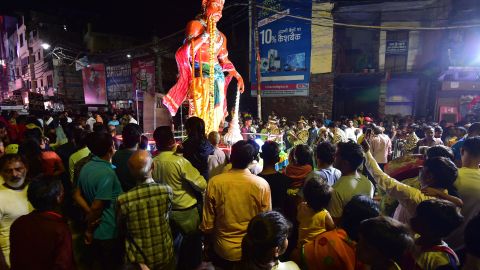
[117,179,174,269]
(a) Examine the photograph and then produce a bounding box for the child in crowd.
[236,211,300,270]
[297,176,335,246]
[285,144,314,189]
[410,199,463,270]
[357,216,415,270]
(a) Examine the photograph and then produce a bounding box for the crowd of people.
[0,108,478,270]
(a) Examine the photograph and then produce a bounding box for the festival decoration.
[163,0,244,134]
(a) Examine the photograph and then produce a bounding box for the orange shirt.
[303,229,366,270]
[41,151,63,176]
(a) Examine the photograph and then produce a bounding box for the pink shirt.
[369,134,392,164]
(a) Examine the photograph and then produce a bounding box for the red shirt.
[9,211,75,270]
[41,151,63,176]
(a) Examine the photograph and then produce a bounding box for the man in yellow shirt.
[152,126,207,270]
[0,154,33,268]
[201,140,272,268]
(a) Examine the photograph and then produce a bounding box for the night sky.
[1,0,249,38]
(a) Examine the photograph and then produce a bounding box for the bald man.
[116,150,175,269]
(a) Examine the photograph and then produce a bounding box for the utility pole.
[251,0,262,121]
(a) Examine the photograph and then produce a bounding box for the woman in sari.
[301,195,379,270]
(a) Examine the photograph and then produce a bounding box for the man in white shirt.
[207,131,227,179]
[328,142,374,221]
[0,154,32,268]
[86,112,96,131]
[344,120,358,142]
[446,137,480,251]
[368,126,392,170]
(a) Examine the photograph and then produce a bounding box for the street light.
[41,43,51,50]
[126,54,132,59]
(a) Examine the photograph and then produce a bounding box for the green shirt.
[78,156,123,240]
[112,149,136,192]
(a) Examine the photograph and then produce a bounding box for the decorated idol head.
[202,0,225,22]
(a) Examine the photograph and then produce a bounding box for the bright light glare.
[255,138,265,149]
[126,54,131,58]
[41,43,51,50]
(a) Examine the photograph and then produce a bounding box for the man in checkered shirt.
[117,150,175,269]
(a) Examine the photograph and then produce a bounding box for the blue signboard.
[106,63,133,101]
[251,0,312,97]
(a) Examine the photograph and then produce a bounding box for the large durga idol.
[163,0,245,135]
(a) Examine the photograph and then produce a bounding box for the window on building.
[38,51,41,60]
[16,68,20,78]
[385,31,408,72]
[19,33,24,47]
[47,75,53,88]
[40,79,43,87]
[21,57,28,75]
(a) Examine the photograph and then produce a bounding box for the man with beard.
[0,154,32,268]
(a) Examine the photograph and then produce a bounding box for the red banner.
[82,64,107,105]
[131,58,155,94]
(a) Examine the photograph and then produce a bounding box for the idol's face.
[205,0,224,22]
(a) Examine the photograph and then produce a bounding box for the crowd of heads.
[0,109,479,270]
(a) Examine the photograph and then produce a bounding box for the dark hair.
[122,123,143,148]
[92,122,107,134]
[153,126,175,151]
[0,121,6,129]
[426,145,454,161]
[260,141,280,166]
[468,122,480,135]
[434,126,443,133]
[0,154,26,171]
[247,139,260,162]
[88,132,114,157]
[63,123,75,141]
[304,176,332,212]
[373,125,382,135]
[139,135,149,150]
[292,144,314,167]
[316,142,336,164]
[336,142,364,170]
[359,216,414,263]
[465,213,480,257]
[414,199,463,238]
[240,211,292,270]
[24,127,43,142]
[424,126,434,132]
[208,131,220,146]
[424,157,458,189]
[341,195,380,241]
[185,117,207,142]
[462,136,480,158]
[231,140,255,169]
[18,138,43,178]
[73,128,89,149]
[27,177,63,211]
